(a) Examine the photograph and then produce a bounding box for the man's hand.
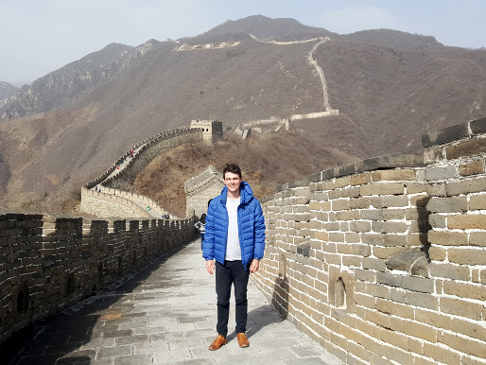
[206,260,215,274]
[249,259,260,273]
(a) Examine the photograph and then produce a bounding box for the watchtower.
[190,120,223,144]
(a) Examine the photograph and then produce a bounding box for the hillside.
[0,81,18,103]
[0,15,485,212]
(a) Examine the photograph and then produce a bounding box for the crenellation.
[0,213,195,344]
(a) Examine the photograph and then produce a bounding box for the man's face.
[224,171,241,195]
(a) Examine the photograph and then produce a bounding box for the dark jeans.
[215,260,250,337]
[200,233,204,250]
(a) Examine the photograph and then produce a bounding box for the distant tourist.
[194,213,206,250]
[203,163,266,350]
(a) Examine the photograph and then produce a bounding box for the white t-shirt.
[225,197,241,261]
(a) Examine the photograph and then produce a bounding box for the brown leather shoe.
[237,333,250,348]
[208,334,227,351]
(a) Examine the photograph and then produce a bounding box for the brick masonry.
[252,117,486,364]
[0,214,195,344]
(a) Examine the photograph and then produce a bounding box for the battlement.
[0,214,195,344]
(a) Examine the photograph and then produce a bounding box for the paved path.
[2,238,343,365]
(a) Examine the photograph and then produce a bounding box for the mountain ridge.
[0,15,485,211]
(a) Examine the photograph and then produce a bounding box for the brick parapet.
[252,117,486,364]
[0,213,195,344]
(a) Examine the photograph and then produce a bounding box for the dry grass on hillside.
[130,131,356,217]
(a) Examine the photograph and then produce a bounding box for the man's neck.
[227,190,240,200]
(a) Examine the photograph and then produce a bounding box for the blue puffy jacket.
[203,181,266,268]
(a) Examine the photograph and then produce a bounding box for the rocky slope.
[0,15,485,210]
[0,82,18,106]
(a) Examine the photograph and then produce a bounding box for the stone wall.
[251,117,486,365]
[0,213,195,344]
[81,127,202,219]
[185,165,224,217]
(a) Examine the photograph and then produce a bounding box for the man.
[202,163,266,350]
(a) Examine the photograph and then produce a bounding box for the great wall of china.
[2,117,486,364]
[1,29,486,364]
[175,34,339,138]
[251,117,486,364]
[80,127,204,220]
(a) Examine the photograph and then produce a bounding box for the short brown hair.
[223,163,241,179]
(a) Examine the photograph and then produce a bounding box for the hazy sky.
[2,0,485,84]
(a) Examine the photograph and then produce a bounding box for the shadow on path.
[0,243,189,365]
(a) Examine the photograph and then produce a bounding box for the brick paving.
[1,238,343,365]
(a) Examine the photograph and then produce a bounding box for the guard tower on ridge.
[190,120,223,144]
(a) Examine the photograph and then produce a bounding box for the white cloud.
[321,6,397,34]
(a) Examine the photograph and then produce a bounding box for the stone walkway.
[1,238,343,365]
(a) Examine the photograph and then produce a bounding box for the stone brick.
[440,331,486,359]
[329,187,360,200]
[328,232,345,243]
[448,247,486,266]
[365,308,390,329]
[401,276,434,293]
[348,197,371,210]
[361,183,405,196]
[314,231,329,243]
[372,246,403,260]
[403,321,437,342]
[372,221,408,234]
[354,269,375,283]
[404,291,438,310]
[366,283,390,300]
[440,297,483,320]
[428,214,447,229]
[426,183,447,197]
[382,234,408,247]
[469,232,486,247]
[349,221,371,233]
[331,200,350,211]
[339,244,371,258]
[372,169,417,182]
[426,196,468,213]
[359,209,382,220]
[406,183,428,194]
[459,161,484,176]
[446,138,486,160]
[345,232,360,243]
[428,230,468,246]
[425,165,457,181]
[382,209,406,220]
[444,280,486,301]
[336,211,354,221]
[415,308,451,331]
[428,262,470,281]
[372,196,408,208]
[361,233,384,246]
[448,214,486,230]
[451,317,486,342]
[350,172,372,186]
[446,177,486,197]
[423,343,461,365]
[335,176,351,188]
[470,194,486,211]
[317,180,335,191]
